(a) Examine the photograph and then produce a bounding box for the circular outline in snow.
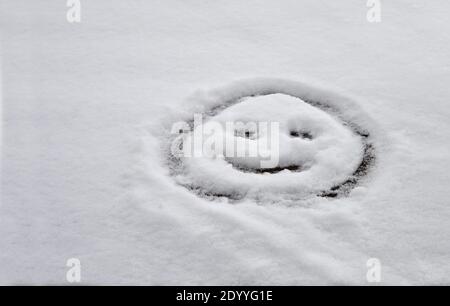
[167,78,376,202]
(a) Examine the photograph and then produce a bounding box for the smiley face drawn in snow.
[174,93,367,201]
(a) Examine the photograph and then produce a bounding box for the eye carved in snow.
[234,129,257,140]
[167,79,376,203]
[290,130,313,140]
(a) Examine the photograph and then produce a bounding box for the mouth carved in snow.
[168,80,375,202]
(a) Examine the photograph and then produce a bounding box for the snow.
[177,93,364,201]
[1,0,450,285]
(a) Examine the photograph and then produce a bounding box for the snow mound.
[167,79,377,202]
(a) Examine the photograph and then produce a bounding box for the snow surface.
[177,93,364,201]
[1,0,450,285]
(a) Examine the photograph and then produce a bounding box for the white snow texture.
[1,0,450,285]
